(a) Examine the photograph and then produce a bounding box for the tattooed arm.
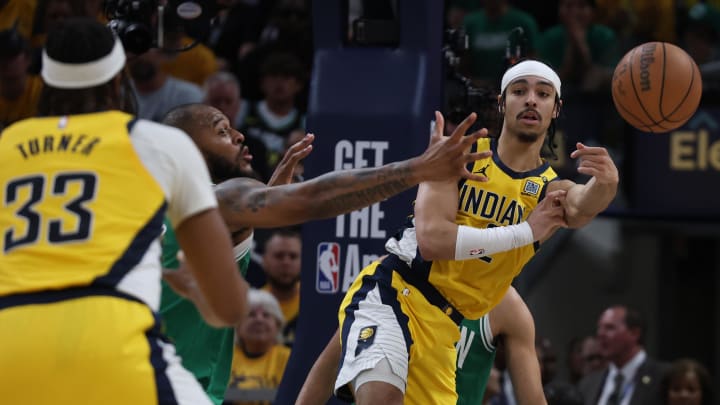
[215,111,491,232]
[216,162,420,232]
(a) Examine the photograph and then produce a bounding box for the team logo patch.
[355,325,377,356]
[469,248,485,256]
[316,242,340,293]
[474,163,490,177]
[522,180,541,196]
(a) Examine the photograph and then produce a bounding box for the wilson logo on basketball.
[639,43,657,92]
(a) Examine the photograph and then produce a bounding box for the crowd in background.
[1,0,719,404]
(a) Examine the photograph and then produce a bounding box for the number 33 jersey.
[0,111,216,310]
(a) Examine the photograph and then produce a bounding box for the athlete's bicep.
[215,178,267,230]
[215,178,307,231]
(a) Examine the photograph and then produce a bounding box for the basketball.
[611,42,702,133]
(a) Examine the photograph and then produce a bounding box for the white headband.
[500,60,562,97]
[42,39,126,89]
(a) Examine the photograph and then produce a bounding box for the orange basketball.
[611,42,703,133]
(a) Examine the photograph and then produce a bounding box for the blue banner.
[275,1,445,403]
[630,108,720,219]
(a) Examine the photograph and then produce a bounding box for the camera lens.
[109,19,153,54]
[122,23,153,54]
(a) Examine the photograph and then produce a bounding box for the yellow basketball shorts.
[336,255,462,404]
[0,288,211,405]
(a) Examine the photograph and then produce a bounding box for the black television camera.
[442,27,498,133]
[103,0,220,54]
[442,26,529,135]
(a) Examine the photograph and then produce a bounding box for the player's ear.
[553,99,562,119]
[497,95,504,114]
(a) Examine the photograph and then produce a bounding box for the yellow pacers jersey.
[431,138,557,318]
[0,111,166,295]
[387,138,558,320]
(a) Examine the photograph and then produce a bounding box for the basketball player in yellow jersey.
[336,60,619,404]
[0,18,248,405]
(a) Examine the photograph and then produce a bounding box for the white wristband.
[454,222,534,260]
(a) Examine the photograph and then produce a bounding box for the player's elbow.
[415,223,451,261]
[564,209,595,229]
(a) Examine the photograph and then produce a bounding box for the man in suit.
[578,305,668,405]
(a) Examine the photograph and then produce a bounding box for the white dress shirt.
[597,350,647,405]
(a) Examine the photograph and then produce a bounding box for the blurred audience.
[660,358,714,405]
[461,0,540,86]
[537,0,618,94]
[567,336,587,386]
[537,336,559,387]
[482,367,502,404]
[0,0,37,39]
[31,0,103,48]
[241,51,306,178]
[580,335,607,378]
[260,228,302,347]
[128,48,204,122]
[682,3,720,67]
[227,288,290,405]
[578,305,667,405]
[545,381,585,405]
[203,71,249,129]
[161,31,219,87]
[0,27,42,130]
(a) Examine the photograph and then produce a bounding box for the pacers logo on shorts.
[316,242,340,293]
[355,325,377,356]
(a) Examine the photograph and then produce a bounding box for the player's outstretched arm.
[547,142,618,228]
[494,288,548,405]
[296,329,342,405]
[215,112,490,231]
[415,113,568,261]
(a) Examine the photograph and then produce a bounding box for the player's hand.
[268,133,314,186]
[418,111,492,182]
[526,190,568,242]
[162,252,198,300]
[570,143,619,186]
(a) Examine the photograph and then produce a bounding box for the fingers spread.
[449,113,477,142]
[431,111,445,140]
[467,151,492,163]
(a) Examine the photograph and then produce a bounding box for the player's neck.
[496,134,544,172]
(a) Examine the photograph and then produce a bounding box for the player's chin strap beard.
[517,132,540,144]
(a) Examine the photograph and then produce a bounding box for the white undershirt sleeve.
[130,120,217,228]
[454,222,534,260]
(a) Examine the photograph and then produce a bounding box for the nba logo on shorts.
[316,242,340,293]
